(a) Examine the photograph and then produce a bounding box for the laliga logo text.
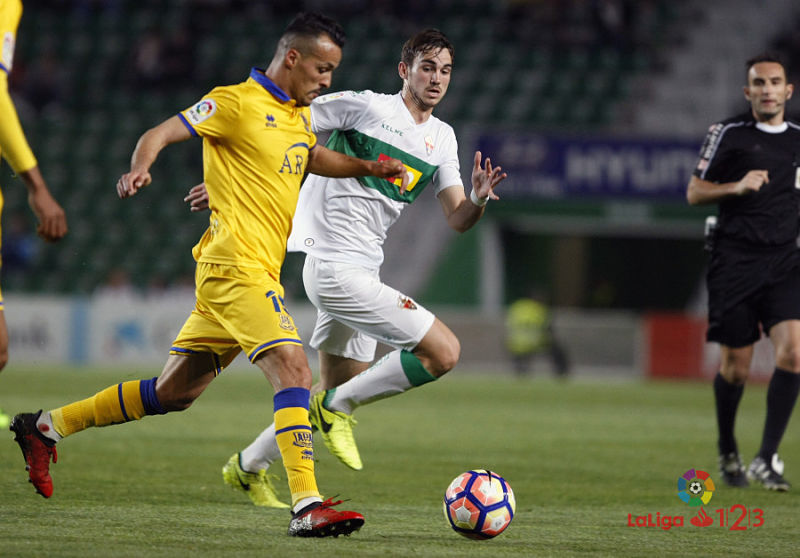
[627,511,684,530]
[626,468,765,531]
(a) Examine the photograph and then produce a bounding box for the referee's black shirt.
[694,112,800,248]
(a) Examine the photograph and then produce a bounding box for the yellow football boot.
[222,453,290,508]
[308,391,362,470]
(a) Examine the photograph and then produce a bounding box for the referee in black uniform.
[688,53,800,491]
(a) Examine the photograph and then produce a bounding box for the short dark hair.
[401,28,454,67]
[283,11,346,52]
[746,52,788,81]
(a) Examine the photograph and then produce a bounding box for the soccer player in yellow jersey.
[10,12,405,538]
[0,0,67,426]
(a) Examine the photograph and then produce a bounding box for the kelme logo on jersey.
[378,153,421,192]
[186,99,217,125]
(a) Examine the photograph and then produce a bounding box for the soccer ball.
[443,469,516,540]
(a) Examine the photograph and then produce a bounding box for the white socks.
[36,411,61,442]
[325,350,412,414]
[240,423,281,472]
[240,350,435,473]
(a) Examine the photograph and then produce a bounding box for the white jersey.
[287,90,462,269]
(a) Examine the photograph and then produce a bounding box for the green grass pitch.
[0,365,797,557]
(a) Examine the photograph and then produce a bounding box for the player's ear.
[398,61,408,80]
[743,85,751,102]
[787,83,794,100]
[285,48,300,69]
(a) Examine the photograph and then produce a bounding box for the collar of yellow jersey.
[249,67,291,103]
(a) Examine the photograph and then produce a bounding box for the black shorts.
[706,245,800,347]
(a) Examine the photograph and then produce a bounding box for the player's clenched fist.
[735,169,769,195]
[372,156,410,192]
[116,170,152,199]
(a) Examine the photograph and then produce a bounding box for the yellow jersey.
[179,68,317,277]
[505,298,550,354]
[0,0,37,175]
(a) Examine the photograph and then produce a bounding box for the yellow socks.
[273,387,320,507]
[51,377,165,438]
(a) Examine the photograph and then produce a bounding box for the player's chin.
[757,108,780,120]
[426,91,443,103]
[303,91,321,105]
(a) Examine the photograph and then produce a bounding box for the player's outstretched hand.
[471,150,507,201]
[184,183,210,212]
[117,170,152,199]
[29,190,67,242]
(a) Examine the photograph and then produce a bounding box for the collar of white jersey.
[755,121,788,133]
[397,91,433,126]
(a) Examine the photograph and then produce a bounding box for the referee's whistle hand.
[736,169,769,195]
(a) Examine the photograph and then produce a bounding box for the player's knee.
[155,384,197,412]
[282,363,313,389]
[720,353,751,384]
[275,353,313,390]
[775,346,800,373]
[720,365,748,385]
[161,395,195,412]
[428,337,461,377]
[0,349,8,372]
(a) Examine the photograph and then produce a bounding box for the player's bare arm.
[439,151,507,233]
[686,170,768,205]
[117,116,192,199]
[185,149,409,212]
[19,166,67,241]
[307,145,408,186]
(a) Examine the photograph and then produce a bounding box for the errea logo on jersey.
[378,153,421,192]
[186,99,217,125]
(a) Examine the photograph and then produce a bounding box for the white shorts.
[303,255,435,362]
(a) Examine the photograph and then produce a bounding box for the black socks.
[758,368,800,460]
[714,372,744,455]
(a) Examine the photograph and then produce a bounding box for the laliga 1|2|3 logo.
[626,468,765,531]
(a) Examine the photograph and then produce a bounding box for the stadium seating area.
[2,0,680,295]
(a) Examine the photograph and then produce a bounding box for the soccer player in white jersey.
[187,28,506,507]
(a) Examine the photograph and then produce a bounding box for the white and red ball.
[443,469,516,539]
